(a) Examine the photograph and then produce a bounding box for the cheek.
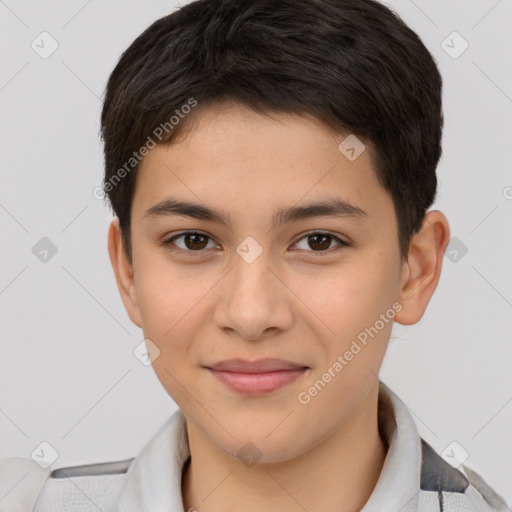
[133,282,204,403]
[134,255,210,335]
[132,255,215,368]
[294,258,399,339]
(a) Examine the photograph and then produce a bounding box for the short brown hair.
[100,0,443,265]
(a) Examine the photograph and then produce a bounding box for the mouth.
[204,358,309,396]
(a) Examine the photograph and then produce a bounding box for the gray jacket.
[1,383,509,511]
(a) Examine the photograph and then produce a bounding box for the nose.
[212,249,294,342]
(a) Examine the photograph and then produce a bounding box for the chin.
[217,430,310,466]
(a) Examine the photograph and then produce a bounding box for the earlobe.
[394,210,450,325]
[107,218,143,328]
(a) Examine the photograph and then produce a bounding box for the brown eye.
[307,234,331,250]
[293,232,347,252]
[183,233,209,250]
[164,231,217,252]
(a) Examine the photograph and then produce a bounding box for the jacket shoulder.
[419,439,512,512]
[34,457,135,512]
[461,465,511,512]
[418,441,511,512]
[49,457,134,478]
[0,457,50,512]
[0,456,135,512]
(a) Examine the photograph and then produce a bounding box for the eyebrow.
[143,197,367,228]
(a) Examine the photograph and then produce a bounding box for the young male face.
[108,101,448,464]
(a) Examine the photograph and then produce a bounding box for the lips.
[207,358,308,373]
[205,358,309,395]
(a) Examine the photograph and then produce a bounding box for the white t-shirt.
[1,382,509,511]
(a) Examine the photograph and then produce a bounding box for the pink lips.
[205,358,308,396]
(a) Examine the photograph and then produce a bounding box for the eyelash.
[162,230,349,257]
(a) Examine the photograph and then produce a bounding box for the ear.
[394,210,450,325]
[107,218,143,328]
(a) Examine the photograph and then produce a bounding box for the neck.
[181,383,387,512]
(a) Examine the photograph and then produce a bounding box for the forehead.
[131,103,394,228]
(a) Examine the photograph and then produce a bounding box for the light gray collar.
[115,381,421,512]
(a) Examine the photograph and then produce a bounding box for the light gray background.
[1,0,511,504]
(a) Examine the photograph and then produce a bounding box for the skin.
[108,101,450,512]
